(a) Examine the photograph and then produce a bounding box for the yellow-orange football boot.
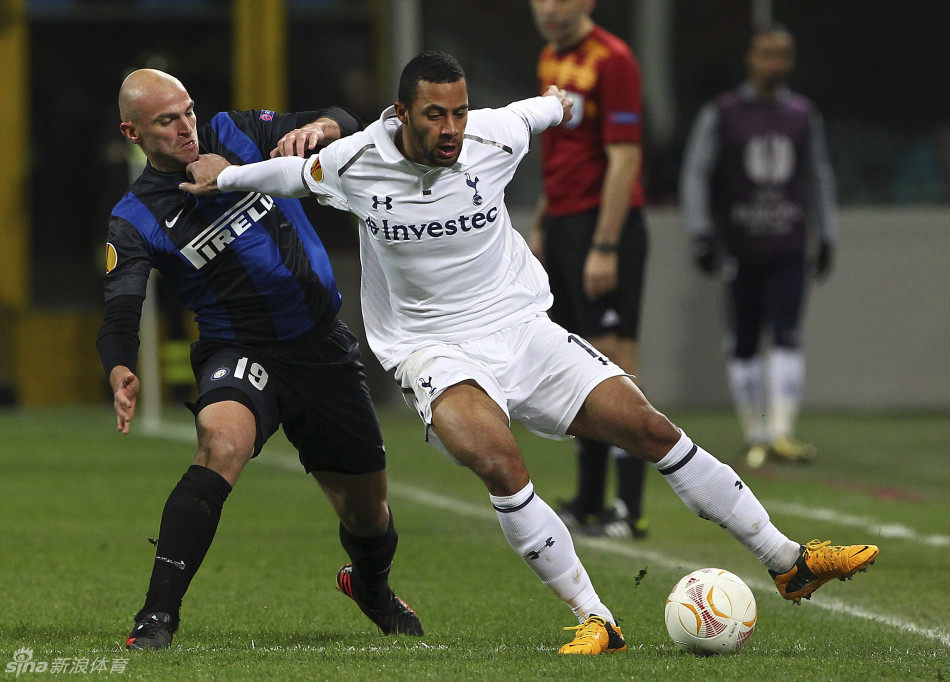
[771,540,879,604]
[558,615,626,655]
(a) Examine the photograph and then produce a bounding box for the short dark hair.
[397,50,466,108]
[750,22,795,48]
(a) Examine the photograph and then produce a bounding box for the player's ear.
[119,121,140,144]
[394,101,409,124]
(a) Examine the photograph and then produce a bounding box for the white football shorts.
[394,314,627,459]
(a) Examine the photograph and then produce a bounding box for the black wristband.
[591,242,618,254]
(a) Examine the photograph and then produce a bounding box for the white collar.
[372,105,468,171]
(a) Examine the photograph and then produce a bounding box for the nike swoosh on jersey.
[165,206,185,228]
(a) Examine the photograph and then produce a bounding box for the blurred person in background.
[98,69,422,650]
[680,24,838,468]
[529,0,650,540]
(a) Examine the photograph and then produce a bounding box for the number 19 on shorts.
[234,357,269,390]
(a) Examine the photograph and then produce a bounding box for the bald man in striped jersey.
[99,69,421,650]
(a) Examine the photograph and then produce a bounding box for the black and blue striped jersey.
[98,107,360,373]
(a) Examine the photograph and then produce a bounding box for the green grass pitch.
[1,404,948,680]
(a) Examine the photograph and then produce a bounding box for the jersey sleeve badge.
[259,110,275,121]
[608,111,640,125]
[308,157,324,183]
[105,243,118,273]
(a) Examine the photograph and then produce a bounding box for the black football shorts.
[189,320,386,474]
[542,206,648,340]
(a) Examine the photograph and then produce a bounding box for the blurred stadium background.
[0,0,947,417]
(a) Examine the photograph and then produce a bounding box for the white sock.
[490,481,615,624]
[768,348,805,440]
[655,431,801,573]
[728,356,770,443]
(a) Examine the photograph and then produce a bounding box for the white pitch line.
[144,423,949,550]
[142,427,950,648]
[765,501,950,547]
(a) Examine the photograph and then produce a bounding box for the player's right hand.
[270,120,336,158]
[180,153,231,195]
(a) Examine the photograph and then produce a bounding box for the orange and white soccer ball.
[664,568,757,655]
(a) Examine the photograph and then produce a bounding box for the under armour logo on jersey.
[465,173,482,205]
[373,195,393,211]
[526,537,555,561]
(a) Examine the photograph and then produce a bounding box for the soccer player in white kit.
[181,50,878,655]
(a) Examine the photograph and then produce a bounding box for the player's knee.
[629,406,680,462]
[461,447,528,495]
[339,501,390,537]
[194,425,254,476]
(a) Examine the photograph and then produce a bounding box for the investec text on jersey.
[364,206,499,242]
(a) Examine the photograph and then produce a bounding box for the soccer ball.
[664,568,757,655]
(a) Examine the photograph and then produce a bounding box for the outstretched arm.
[504,86,573,136]
[269,105,362,158]
[270,117,341,159]
[179,154,309,197]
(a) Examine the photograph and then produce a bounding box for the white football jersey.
[301,96,564,370]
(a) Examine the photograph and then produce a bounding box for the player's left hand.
[270,119,340,158]
[542,84,573,126]
[180,154,231,195]
[583,249,618,300]
[109,366,139,435]
[691,236,719,275]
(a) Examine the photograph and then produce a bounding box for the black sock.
[616,452,646,520]
[135,465,232,629]
[339,510,397,609]
[573,439,610,518]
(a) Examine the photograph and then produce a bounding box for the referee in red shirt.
[529,0,649,540]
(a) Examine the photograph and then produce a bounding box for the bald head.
[117,68,199,172]
[119,68,188,124]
